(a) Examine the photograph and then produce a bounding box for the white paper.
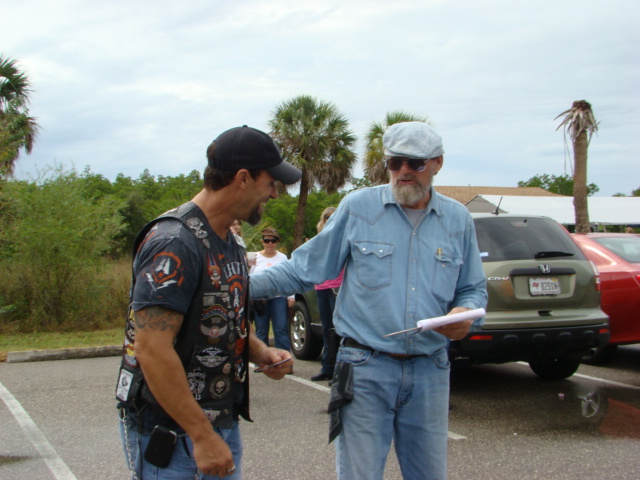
[416,308,486,332]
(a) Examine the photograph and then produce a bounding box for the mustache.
[396,173,417,183]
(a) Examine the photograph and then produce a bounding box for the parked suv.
[451,213,609,379]
[289,213,610,380]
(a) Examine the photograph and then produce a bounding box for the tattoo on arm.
[134,307,182,333]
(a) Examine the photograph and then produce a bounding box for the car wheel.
[289,299,323,360]
[528,357,581,380]
[581,344,618,365]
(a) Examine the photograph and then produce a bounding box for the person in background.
[625,226,634,234]
[250,228,293,351]
[310,207,344,382]
[249,122,487,479]
[230,219,246,249]
[115,125,301,479]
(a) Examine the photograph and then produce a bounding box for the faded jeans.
[254,296,290,351]
[119,412,242,480]
[334,345,450,480]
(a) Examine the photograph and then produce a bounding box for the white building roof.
[465,195,640,225]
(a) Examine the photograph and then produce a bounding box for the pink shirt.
[315,269,344,290]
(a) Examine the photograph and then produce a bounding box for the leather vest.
[115,202,251,428]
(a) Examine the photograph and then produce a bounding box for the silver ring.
[227,465,236,474]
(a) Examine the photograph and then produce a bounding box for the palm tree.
[364,111,430,185]
[0,55,40,177]
[269,95,357,248]
[555,100,599,234]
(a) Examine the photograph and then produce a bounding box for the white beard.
[392,180,430,206]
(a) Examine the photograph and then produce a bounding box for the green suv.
[289,213,610,380]
[450,213,609,379]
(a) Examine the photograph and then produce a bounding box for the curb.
[6,345,121,363]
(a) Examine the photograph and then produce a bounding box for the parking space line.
[0,381,77,480]
[572,372,640,390]
[285,374,467,440]
[515,362,640,390]
[286,375,331,392]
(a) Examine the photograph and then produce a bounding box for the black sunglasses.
[385,156,429,172]
[262,237,278,243]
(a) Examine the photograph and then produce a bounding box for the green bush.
[0,167,127,332]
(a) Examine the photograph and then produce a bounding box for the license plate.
[528,277,561,295]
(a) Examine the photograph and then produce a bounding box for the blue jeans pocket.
[431,348,451,370]
[337,347,371,366]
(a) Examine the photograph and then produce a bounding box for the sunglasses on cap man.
[385,156,437,172]
[262,237,279,244]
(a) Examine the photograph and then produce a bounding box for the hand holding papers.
[383,308,486,337]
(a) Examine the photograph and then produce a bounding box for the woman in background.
[311,207,344,382]
[250,228,292,350]
[230,219,246,249]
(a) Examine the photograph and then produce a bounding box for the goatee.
[392,178,430,206]
[247,207,262,226]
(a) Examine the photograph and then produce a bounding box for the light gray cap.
[383,122,444,159]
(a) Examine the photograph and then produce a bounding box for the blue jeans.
[316,288,338,376]
[254,297,290,350]
[119,413,243,480]
[334,345,450,480]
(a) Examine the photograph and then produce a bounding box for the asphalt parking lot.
[1,346,639,480]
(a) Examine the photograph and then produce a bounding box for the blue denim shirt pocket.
[432,250,463,304]
[353,241,394,290]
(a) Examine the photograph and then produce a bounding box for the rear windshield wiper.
[534,251,575,259]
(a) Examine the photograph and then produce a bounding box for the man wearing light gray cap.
[249,121,487,479]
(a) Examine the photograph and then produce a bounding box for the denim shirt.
[250,185,488,355]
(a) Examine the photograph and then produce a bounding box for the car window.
[474,217,585,262]
[593,237,640,263]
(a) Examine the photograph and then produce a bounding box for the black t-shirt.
[131,215,248,419]
[131,219,246,314]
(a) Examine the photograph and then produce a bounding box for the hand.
[434,307,473,341]
[192,432,235,478]
[287,297,295,308]
[254,348,293,379]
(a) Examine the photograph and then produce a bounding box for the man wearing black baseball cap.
[207,125,302,185]
[116,126,301,479]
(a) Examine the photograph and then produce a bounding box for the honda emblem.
[539,264,551,274]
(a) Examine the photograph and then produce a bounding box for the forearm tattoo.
[134,306,181,333]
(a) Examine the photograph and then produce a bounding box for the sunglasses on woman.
[262,237,278,243]
[385,156,429,172]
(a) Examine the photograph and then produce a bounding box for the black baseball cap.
[207,125,302,185]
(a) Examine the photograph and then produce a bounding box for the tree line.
[2,53,638,333]
[0,163,345,332]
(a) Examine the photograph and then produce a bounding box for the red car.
[570,233,640,363]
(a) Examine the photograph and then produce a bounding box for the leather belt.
[343,337,427,359]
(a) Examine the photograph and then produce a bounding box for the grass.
[0,327,122,362]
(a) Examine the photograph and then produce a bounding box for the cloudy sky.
[4,0,639,196]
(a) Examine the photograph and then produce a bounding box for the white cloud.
[4,0,639,196]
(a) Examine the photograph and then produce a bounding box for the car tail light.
[468,335,493,341]
[588,261,601,292]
